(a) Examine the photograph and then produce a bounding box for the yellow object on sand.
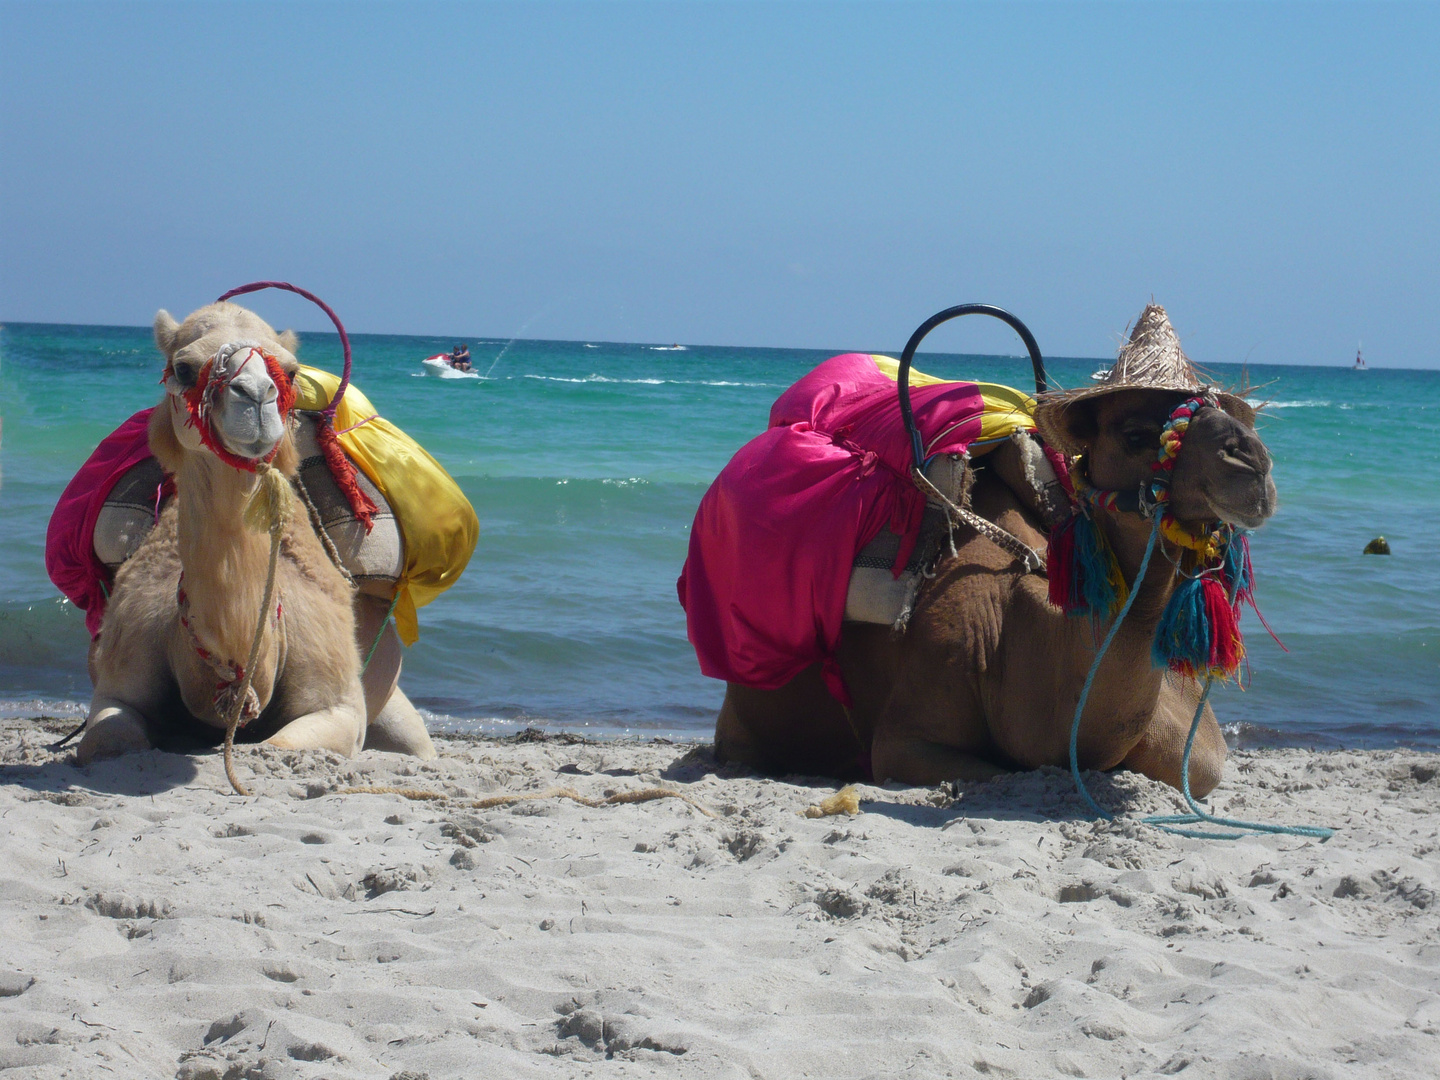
[294,366,479,645]
[802,785,862,818]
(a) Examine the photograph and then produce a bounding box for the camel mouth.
[1205,472,1278,530]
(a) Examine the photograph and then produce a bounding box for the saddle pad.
[88,415,404,596]
[292,415,404,598]
[843,456,966,626]
[93,457,168,571]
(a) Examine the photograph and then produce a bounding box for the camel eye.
[170,361,199,388]
[1122,426,1159,452]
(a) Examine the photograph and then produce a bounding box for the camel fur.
[78,302,435,764]
[715,386,1276,798]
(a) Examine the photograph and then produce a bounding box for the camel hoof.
[76,711,152,764]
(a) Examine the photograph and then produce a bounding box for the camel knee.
[714,692,761,767]
[1184,737,1227,799]
[1122,712,1228,797]
[77,702,154,764]
[363,687,436,759]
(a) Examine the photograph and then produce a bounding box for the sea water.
[1,323,1436,750]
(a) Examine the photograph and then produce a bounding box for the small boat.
[649,343,687,352]
[421,353,481,380]
[1353,343,1367,370]
[1089,367,1109,381]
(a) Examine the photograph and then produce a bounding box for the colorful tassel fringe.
[1046,510,1127,619]
[1049,509,1253,681]
[1152,572,1244,679]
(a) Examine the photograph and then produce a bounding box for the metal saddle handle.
[896,304,1046,471]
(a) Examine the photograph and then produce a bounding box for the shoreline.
[6,700,1440,755]
[2,716,1438,1077]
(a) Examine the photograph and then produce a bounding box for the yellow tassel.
[1161,516,1222,560]
[802,785,861,818]
[243,465,292,534]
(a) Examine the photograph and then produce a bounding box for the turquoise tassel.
[1153,575,1211,673]
[1072,512,1125,619]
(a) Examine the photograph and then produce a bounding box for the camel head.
[152,302,301,471]
[1052,388,1276,530]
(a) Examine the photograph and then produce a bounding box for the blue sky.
[2,1,1436,366]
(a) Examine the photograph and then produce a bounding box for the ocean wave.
[524,374,663,385]
[1267,400,1332,409]
[0,697,86,719]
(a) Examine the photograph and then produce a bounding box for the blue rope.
[1143,679,1334,840]
[1068,513,1161,821]
[1067,514,1334,841]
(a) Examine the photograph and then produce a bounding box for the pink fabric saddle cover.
[46,408,157,638]
[677,353,992,702]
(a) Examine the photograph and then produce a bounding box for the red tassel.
[316,417,378,532]
[1043,445,1075,499]
[1202,576,1243,675]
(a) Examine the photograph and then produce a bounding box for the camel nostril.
[228,382,263,406]
[1219,437,1272,477]
[1219,449,1257,474]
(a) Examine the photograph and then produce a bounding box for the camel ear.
[276,329,300,355]
[154,310,180,357]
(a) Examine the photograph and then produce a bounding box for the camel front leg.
[870,735,1006,786]
[1120,679,1227,797]
[77,698,158,764]
[363,687,437,759]
[265,702,367,757]
[356,594,401,722]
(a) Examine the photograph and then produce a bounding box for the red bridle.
[170,343,297,472]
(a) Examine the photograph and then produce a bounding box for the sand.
[1,715,1437,1079]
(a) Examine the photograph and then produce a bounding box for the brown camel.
[78,302,435,764]
[714,305,1272,798]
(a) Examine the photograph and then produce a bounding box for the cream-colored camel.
[715,328,1274,798]
[78,302,436,764]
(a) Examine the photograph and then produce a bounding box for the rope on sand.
[336,784,717,819]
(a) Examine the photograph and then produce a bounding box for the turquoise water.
[1,322,1436,749]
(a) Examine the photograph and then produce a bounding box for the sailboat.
[1353,342,1367,370]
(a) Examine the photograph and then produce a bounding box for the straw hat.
[1033,304,1254,457]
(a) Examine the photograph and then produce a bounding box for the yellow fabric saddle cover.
[294,366,479,645]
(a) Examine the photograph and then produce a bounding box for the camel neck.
[173,455,278,664]
[1066,507,1180,763]
[1098,508,1176,625]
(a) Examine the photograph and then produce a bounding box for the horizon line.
[1,318,1430,373]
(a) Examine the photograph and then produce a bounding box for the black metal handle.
[897,303,1046,469]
